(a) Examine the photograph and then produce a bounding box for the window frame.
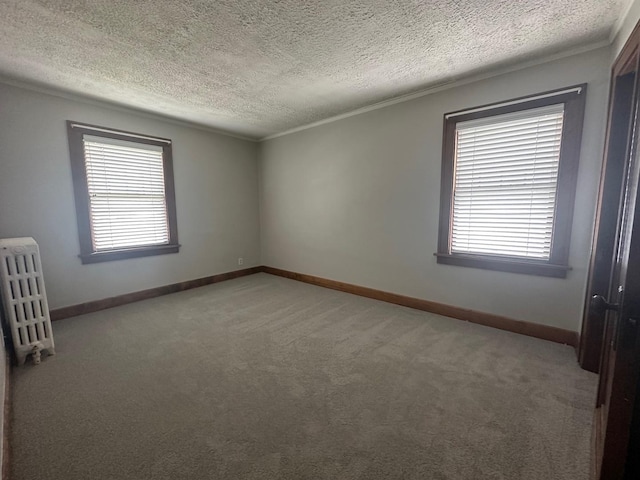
[436,85,587,278]
[67,121,180,264]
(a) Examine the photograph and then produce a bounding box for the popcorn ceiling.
[0,0,627,138]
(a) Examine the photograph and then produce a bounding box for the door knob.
[591,294,620,314]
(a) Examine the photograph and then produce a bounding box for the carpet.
[10,273,596,479]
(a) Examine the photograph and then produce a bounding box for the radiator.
[0,238,55,365]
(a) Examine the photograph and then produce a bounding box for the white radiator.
[0,238,55,365]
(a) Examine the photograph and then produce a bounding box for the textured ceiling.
[0,0,628,139]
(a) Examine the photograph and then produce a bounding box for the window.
[436,85,587,278]
[67,122,179,264]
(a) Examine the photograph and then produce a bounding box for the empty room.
[1,0,640,479]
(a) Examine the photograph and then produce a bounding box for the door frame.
[584,20,640,480]
[579,23,640,373]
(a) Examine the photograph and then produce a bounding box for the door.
[579,52,638,374]
[592,141,640,478]
[591,26,640,479]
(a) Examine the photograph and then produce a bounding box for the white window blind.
[83,135,169,251]
[451,104,565,259]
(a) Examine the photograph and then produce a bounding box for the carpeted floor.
[10,273,596,479]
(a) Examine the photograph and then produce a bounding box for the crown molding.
[609,0,637,44]
[0,75,260,142]
[0,36,614,145]
[261,40,610,142]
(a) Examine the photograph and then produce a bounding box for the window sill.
[434,253,571,278]
[80,244,180,264]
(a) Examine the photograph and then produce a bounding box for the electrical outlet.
[238,257,244,266]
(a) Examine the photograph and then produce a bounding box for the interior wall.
[0,83,261,309]
[259,47,611,333]
[613,0,640,59]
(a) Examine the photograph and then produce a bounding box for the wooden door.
[591,25,640,479]
[579,50,638,373]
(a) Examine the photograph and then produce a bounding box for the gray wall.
[0,83,261,309]
[260,47,611,332]
[613,0,640,59]
[0,45,615,332]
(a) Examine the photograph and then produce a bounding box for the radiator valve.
[31,342,44,365]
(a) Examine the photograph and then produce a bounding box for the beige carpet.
[10,273,596,479]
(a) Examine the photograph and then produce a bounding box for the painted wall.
[0,83,260,309]
[613,0,640,59]
[260,47,611,332]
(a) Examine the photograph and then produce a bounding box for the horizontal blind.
[451,104,565,259]
[83,135,169,251]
